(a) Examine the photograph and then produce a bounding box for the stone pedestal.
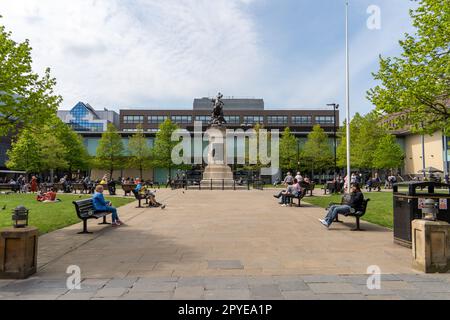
[201,125,234,188]
[412,220,450,273]
[0,227,39,279]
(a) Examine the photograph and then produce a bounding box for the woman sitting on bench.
[274,179,301,206]
[319,183,364,229]
[93,185,122,227]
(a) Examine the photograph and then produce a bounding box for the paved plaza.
[1,189,449,300]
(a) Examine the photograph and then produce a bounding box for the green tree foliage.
[373,135,405,171]
[54,119,90,172]
[368,0,450,134]
[94,123,124,178]
[279,127,297,170]
[6,125,68,173]
[152,119,179,179]
[337,113,405,171]
[0,22,62,136]
[301,125,333,172]
[127,124,152,179]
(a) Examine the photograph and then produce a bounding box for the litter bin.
[393,181,450,248]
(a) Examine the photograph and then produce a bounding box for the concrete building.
[58,98,339,182]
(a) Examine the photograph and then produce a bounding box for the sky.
[0,0,416,118]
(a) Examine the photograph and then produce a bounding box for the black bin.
[393,181,450,248]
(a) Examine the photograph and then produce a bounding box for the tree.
[0,21,62,136]
[6,125,68,173]
[127,124,152,179]
[152,119,179,179]
[279,127,297,171]
[337,113,364,168]
[94,123,124,178]
[301,125,333,174]
[6,128,41,173]
[368,0,450,134]
[373,134,405,171]
[54,119,90,172]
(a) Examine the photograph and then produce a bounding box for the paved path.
[1,189,449,300]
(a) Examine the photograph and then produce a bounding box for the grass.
[304,191,394,229]
[0,194,135,235]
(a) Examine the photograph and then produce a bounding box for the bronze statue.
[210,92,226,125]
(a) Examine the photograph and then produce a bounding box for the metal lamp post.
[345,0,351,193]
[327,103,339,180]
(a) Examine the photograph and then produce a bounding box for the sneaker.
[281,204,287,207]
[318,219,329,229]
[161,204,166,210]
[112,222,119,227]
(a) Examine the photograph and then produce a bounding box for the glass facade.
[243,116,264,125]
[123,115,144,124]
[315,116,335,125]
[224,116,241,124]
[195,116,210,124]
[171,115,192,124]
[149,116,168,124]
[69,103,105,132]
[267,116,288,125]
[292,116,312,125]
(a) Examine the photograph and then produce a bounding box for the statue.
[210,92,227,125]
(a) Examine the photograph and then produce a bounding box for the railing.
[181,179,264,191]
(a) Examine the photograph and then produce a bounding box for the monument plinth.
[200,93,235,188]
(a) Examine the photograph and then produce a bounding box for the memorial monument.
[201,93,235,188]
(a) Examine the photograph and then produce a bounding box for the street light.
[327,103,339,180]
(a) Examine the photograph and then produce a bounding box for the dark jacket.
[346,191,364,211]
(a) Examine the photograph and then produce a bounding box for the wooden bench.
[301,182,315,196]
[72,199,111,234]
[365,181,381,192]
[329,198,371,231]
[285,188,308,207]
[72,183,85,194]
[122,184,137,196]
[132,189,149,208]
[0,184,16,193]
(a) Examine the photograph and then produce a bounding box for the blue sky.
[0,0,416,119]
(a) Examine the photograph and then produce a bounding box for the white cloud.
[0,0,264,109]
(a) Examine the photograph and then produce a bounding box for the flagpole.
[345,1,351,193]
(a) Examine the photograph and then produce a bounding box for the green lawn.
[304,192,394,229]
[0,194,135,234]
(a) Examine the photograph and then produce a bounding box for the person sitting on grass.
[37,187,60,203]
[319,183,364,229]
[93,185,122,227]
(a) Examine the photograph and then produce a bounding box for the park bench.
[301,182,315,196]
[285,188,308,207]
[72,198,111,234]
[365,181,381,192]
[72,183,85,194]
[132,189,149,208]
[122,184,137,196]
[0,184,16,194]
[329,197,371,231]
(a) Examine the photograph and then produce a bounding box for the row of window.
[122,115,335,125]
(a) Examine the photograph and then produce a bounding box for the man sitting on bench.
[274,178,301,206]
[319,183,364,229]
[93,185,122,227]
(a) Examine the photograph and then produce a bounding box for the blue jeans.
[325,205,351,226]
[104,206,119,222]
[281,191,299,204]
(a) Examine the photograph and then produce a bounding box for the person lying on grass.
[37,187,60,203]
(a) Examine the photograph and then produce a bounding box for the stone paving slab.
[1,189,449,300]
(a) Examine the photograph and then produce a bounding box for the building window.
[123,115,144,124]
[315,116,335,125]
[291,116,312,125]
[122,129,138,132]
[224,116,240,124]
[149,116,168,124]
[267,116,288,125]
[243,116,264,125]
[171,116,192,124]
[195,116,210,123]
